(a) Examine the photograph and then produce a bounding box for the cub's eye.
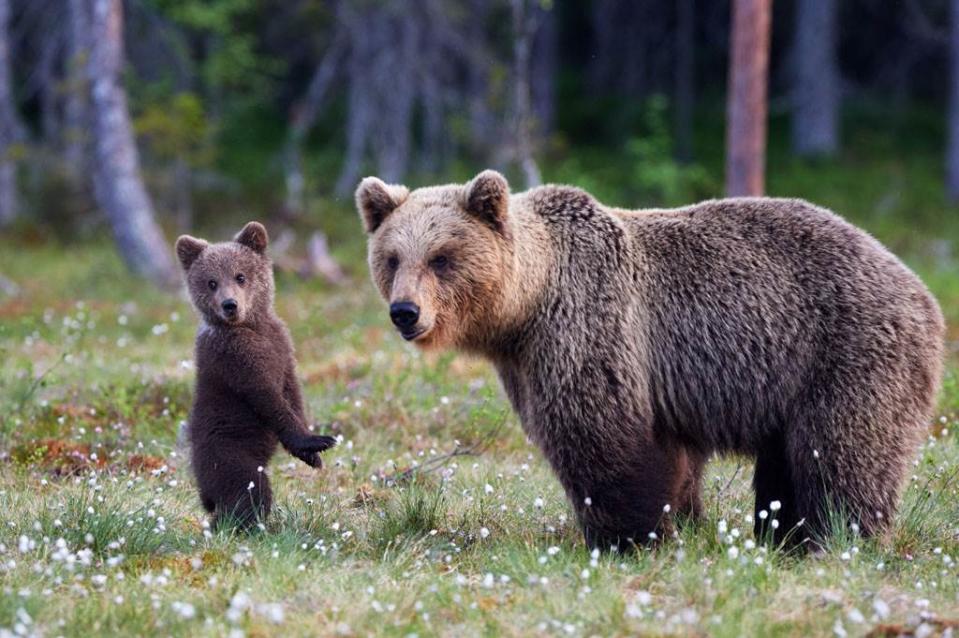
[208,280,218,291]
[235,274,246,284]
[386,255,399,270]
[429,255,449,270]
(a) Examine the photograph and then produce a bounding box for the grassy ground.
[3,129,959,635]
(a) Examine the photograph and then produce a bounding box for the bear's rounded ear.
[175,235,208,271]
[464,170,510,234]
[234,221,269,255]
[355,177,409,233]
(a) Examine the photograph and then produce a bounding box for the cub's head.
[357,170,514,350]
[175,222,274,327]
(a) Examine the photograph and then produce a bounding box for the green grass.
[2,114,959,635]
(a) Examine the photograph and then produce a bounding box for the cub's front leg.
[220,336,337,468]
[279,364,336,467]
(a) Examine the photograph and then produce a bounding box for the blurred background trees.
[0,0,958,285]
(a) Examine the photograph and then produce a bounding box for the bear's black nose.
[222,299,238,314]
[390,302,419,329]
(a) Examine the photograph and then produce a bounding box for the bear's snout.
[221,298,238,318]
[389,301,420,336]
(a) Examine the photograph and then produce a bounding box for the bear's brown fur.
[176,222,336,529]
[357,170,945,550]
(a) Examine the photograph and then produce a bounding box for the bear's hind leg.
[674,448,707,524]
[195,448,274,531]
[753,434,802,547]
[784,385,921,545]
[210,469,273,531]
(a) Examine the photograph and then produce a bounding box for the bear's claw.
[288,435,337,468]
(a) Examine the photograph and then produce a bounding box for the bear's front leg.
[547,435,690,551]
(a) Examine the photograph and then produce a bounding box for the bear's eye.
[236,274,246,285]
[429,255,449,271]
[386,255,399,271]
[208,280,218,291]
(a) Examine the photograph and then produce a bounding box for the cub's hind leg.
[194,444,273,531]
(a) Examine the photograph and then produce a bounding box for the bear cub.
[176,222,336,529]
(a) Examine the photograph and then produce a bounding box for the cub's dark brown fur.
[357,170,945,551]
[176,222,335,529]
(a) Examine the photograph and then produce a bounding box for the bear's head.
[357,170,514,350]
[175,222,274,327]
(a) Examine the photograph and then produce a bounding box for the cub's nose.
[389,302,419,329]
[222,299,238,314]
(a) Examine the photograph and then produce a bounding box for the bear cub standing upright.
[176,222,336,529]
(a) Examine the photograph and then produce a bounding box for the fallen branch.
[0,272,18,296]
[382,411,509,486]
[304,231,348,285]
[271,229,347,286]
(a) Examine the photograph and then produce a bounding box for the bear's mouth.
[400,327,426,341]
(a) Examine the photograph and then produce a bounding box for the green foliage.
[624,96,715,206]
[145,0,281,110]
[135,92,215,169]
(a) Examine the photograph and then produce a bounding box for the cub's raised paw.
[289,435,337,468]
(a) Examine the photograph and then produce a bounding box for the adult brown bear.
[357,170,944,550]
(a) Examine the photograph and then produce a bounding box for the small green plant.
[625,95,715,206]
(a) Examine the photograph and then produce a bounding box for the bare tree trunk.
[511,0,542,189]
[64,0,89,175]
[0,0,21,227]
[334,4,375,198]
[949,0,959,202]
[373,9,416,183]
[87,0,177,288]
[467,0,494,158]
[675,0,695,163]
[283,25,346,214]
[37,32,59,144]
[792,0,839,157]
[725,0,772,197]
[531,6,557,138]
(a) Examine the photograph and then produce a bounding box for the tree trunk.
[675,0,695,163]
[531,5,557,137]
[87,0,178,288]
[467,0,494,158]
[64,0,90,175]
[792,0,840,157]
[0,0,21,227]
[725,0,772,197]
[283,25,346,214]
[511,0,542,189]
[949,0,959,202]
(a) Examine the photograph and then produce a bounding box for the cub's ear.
[175,235,208,271]
[234,221,268,255]
[355,177,409,233]
[464,170,509,234]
